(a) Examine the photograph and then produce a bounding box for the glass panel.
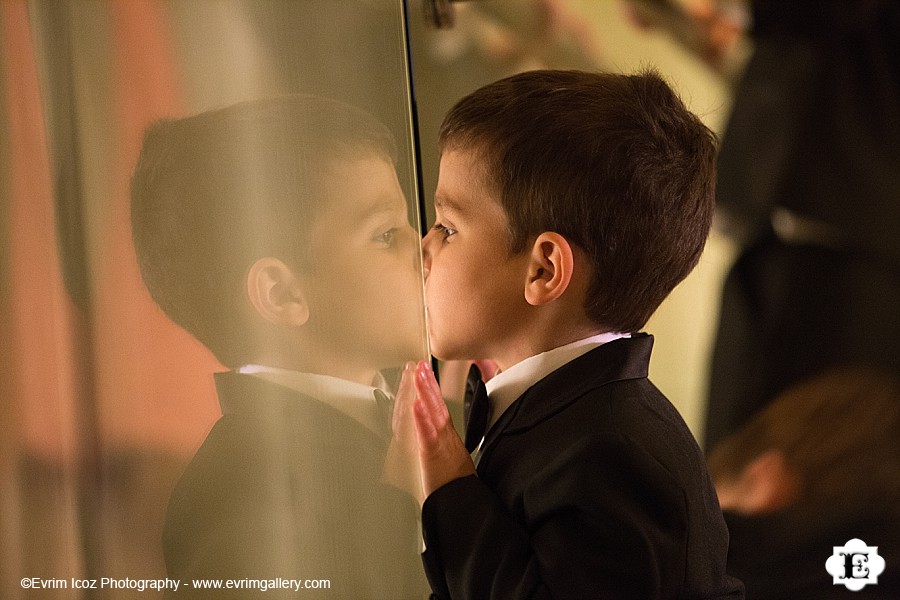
[1,1,429,597]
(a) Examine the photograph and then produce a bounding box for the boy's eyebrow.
[434,195,464,216]
[352,197,405,225]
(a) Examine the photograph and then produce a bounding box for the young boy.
[131,95,429,598]
[403,70,745,599]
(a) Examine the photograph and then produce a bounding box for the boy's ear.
[246,257,310,326]
[523,232,574,307]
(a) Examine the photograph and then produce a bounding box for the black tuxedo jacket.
[421,335,744,599]
[163,372,429,599]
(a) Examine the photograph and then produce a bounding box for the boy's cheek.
[422,275,444,306]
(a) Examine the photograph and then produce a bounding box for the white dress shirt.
[485,331,632,431]
[237,365,390,436]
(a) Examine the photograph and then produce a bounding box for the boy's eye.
[432,223,457,240]
[374,228,397,246]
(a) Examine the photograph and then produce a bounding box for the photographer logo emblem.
[826,538,885,591]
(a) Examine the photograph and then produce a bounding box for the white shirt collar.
[236,365,389,435]
[485,332,631,429]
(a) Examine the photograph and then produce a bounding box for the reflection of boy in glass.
[131,95,428,598]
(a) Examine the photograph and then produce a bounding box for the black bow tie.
[463,363,490,453]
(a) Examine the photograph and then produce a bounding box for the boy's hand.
[413,360,476,501]
[383,362,425,504]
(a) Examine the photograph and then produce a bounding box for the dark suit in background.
[421,335,744,600]
[705,0,900,450]
[164,372,428,599]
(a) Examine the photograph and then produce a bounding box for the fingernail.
[417,361,430,379]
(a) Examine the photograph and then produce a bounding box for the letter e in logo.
[826,538,885,591]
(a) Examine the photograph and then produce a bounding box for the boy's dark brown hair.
[131,95,397,367]
[438,69,717,332]
[707,367,900,507]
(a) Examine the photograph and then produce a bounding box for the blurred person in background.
[708,367,900,598]
[624,0,900,450]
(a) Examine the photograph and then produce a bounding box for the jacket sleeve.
[420,435,731,600]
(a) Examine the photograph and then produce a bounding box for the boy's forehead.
[318,156,406,224]
[435,149,497,212]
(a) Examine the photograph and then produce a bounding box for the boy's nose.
[421,229,434,279]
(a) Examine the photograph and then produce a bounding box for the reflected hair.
[439,69,717,332]
[131,95,397,367]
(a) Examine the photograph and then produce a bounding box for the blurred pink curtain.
[1,1,222,596]
[2,1,426,595]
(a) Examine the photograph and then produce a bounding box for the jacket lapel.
[477,334,654,468]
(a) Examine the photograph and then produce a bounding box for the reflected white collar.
[237,365,388,434]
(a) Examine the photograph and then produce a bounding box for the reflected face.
[422,150,530,364]
[301,155,426,379]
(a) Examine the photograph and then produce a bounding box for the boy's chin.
[426,328,479,362]
[377,342,429,369]
[427,343,468,364]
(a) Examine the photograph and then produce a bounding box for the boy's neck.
[493,323,611,372]
[491,246,608,371]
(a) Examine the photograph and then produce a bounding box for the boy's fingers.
[410,359,476,498]
[413,397,438,443]
[413,397,475,497]
[415,360,448,426]
[393,361,417,432]
[383,362,427,503]
[397,361,417,402]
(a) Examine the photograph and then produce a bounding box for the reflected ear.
[524,232,574,307]
[718,450,799,515]
[246,257,309,326]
